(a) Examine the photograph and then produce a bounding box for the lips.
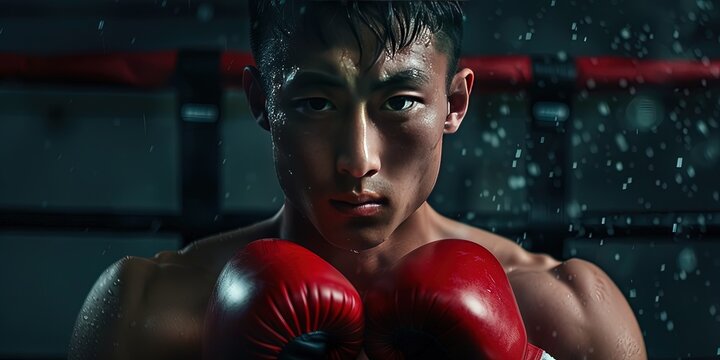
[330,192,388,217]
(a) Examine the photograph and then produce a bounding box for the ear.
[242,66,270,131]
[444,68,474,134]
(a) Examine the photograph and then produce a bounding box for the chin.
[323,229,387,252]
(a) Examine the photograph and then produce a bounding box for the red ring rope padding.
[575,57,720,89]
[458,56,533,91]
[0,51,179,87]
[0,51,718,90]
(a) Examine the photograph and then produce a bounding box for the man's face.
[261,20,456,251]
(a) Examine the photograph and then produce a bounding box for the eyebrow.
[372,69,432,92]
[286,71,345,90]
[285,68,432,92]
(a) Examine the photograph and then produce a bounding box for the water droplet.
[615,133,629,152]
[620,27,631,40]
[597,102,610,116]
[677,248,697,273]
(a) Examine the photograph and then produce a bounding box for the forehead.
[269,16,448,86]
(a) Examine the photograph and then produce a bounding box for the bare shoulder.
[508,257,647,360]
[69,217,279,360]
[69,254,214,359]
[445,221,646,359]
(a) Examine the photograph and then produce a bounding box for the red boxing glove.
[364,239,553,360]
[203,239,364,360]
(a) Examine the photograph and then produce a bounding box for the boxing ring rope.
[1,51,719,90]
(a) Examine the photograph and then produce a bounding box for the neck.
[270,199,448,292]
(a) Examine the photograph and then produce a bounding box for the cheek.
[381,117,443,216]
[384,112,445,179]
[272,122,333,190]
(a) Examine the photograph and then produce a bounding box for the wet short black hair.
[248,1,465,89]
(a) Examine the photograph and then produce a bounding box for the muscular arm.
[509,258,647,360]
[68,253,215,360]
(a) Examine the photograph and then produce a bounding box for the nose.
[336,108,381,178]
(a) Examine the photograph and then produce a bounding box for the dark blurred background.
[0,0,719,359]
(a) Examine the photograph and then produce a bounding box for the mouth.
[329,193,388,217]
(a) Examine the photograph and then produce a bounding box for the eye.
[383,96,418,111]
[295,97,335,113]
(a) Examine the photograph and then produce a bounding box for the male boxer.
[69,2,647,359]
